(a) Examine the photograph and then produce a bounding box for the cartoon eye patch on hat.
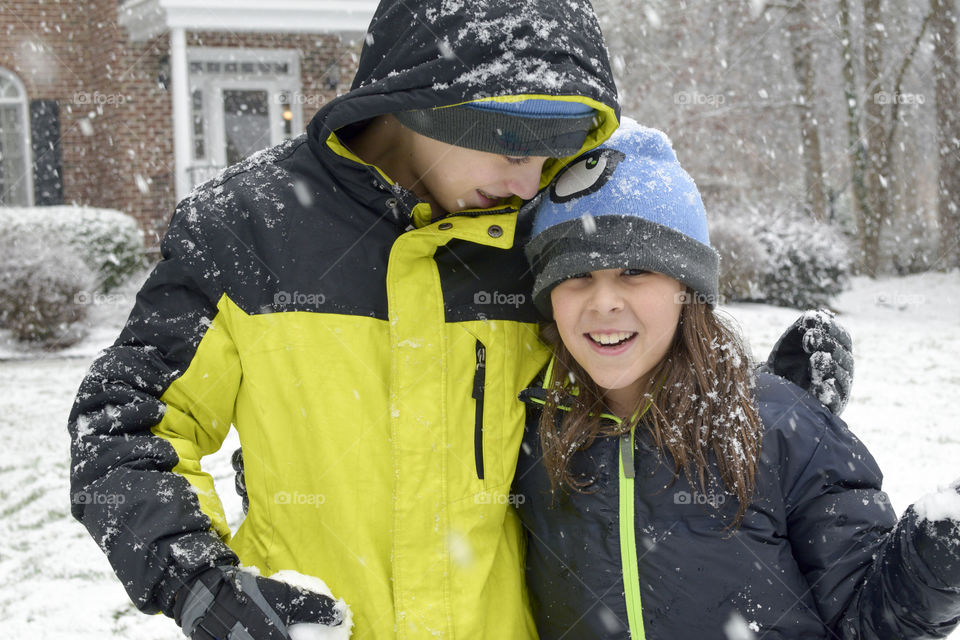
[550,148,626,203]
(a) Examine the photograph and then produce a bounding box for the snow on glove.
[764,309,854,415]
[173,566,342,640]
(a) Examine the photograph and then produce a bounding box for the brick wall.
[0,0,362,243]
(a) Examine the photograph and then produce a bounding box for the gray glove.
[173,566,342,639]
[764,309,854,415]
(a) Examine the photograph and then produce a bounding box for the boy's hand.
[174,566,342,639]
[764,309,853,415]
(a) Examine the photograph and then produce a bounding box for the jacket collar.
[519,357,624,424]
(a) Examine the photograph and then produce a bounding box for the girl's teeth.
[589,331,634,345]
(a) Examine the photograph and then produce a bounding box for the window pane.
[191,89,205,160]
[0,76,20,99]
[222,89,270,165]
[0,104,28,205]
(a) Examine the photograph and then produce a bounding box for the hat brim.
[395,106,594,157]
[525,216,720,319]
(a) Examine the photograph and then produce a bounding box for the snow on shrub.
[0,233,94,347]
[710,206,852,308]
[0,206,145,292]
[709,219,768,302]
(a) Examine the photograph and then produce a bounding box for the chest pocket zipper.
[472,340,486,480]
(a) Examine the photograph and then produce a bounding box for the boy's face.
[406,131,550,214]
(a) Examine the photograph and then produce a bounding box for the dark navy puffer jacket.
[514,372,960,639]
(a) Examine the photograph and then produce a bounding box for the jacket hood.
[307,0,620,179]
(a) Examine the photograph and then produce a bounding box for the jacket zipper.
[619,427,646,639]
[472,340,486,480]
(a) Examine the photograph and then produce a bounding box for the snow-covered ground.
[0,271,957,638]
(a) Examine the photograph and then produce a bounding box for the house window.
[0,68,32,206]
[185,48,303,187]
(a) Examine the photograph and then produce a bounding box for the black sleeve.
[68,198,240,616]
[780,406,960,638]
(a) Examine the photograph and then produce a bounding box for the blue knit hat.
[525,117,720,318]
[395,98,597,157]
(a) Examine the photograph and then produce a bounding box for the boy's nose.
[505,158,548,200]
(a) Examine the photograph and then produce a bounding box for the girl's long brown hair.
[538,291,763,527]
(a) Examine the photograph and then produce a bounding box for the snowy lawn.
[0,271,957,638]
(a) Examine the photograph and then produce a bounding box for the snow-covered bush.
[710,206,852,308]
[882,210,942,276]
[709,219,768,301]
[0,206,145,292]
[0,234,95,347]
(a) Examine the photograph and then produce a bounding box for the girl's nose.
[588,278,625,314]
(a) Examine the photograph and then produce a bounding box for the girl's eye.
[505,156,530,166]
[566,272,591,280]
[623,269,650,277]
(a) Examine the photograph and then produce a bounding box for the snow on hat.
[525,117,720,319]
[394,98,597,157]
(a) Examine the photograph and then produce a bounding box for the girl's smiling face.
[550,269,685,416]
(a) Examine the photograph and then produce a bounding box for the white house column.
[170,26,191,200]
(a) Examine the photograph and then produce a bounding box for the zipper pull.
[620,432,636,480]
[473,343,486,398]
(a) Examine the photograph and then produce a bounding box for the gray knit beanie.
[395,98,597,157]
[525,117,720,319]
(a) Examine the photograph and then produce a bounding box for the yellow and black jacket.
[67,1,619,638]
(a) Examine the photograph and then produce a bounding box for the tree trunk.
[861,0,889,276]
[932,0,960,270]
[838,0,872,237]
[786,3,828,221]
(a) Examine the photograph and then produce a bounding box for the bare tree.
[785,2,829,220]
[838,0,872,238]
[932,0,960,270]
[856,0,933,275]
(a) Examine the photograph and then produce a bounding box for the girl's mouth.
[586,331,637,354]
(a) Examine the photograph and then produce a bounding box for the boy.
[69,1,618,638]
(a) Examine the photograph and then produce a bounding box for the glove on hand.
[764,309,854,415]
[173,566,342,640]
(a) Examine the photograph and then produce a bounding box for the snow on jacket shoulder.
[67,1,620,637]
[514,372,960,639]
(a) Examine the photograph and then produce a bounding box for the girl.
[514,118,960,639]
